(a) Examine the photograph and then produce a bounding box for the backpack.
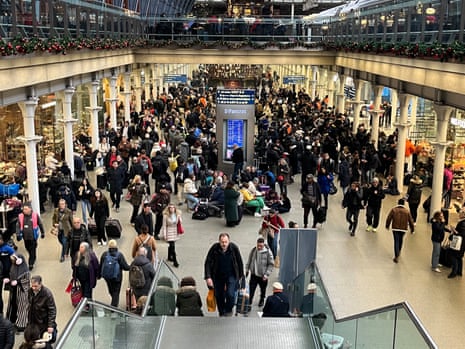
[129,264,146,289]
[101,252,120,280]
[138,235,153,262]
[140,158,149,172]
[152,158,163,174]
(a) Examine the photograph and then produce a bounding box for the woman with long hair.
[162,204,182,268]
[90,189,110,246]
[73,242,99,302]
[77,178,94,226]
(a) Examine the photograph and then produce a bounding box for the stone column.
[59,87,78,178]
[311,66,318,100]
[326,71,338,108]
[394,93,412,194]
[430,104,453,216]
[107,75,119,130]
[17,98,42,214]
[352,79,365,134]
[85,80,102,152]
[336,75,346,114]
[389,89,398,129]
[133,71,143,113]
[122,72,132,123]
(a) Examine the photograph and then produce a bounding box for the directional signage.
[216,89,255,105]
[283,75,306,84]
[163,74,187,83]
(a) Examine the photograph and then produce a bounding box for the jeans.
[185,193,199,210]
[393,230,405,258]
[81,200,91,225]
[366,206,381,228]
[249,274,268,304]
[213,275,237,316]
[58,231,69,259]
[431,241,441,268]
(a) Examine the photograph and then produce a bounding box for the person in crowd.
[300,283,329,321]
[127,175,147,224]
[128,156,145,182]
[77,178,94,226]
[52,199,73,263]
[207,176,225,217]
[90,189,110,246]
[135,203,154,236]
[99,239,130,308]
[406,175,423,224]
[68,217,92,266]
[16,202,45,270]
[150,183,171,240]
[240,182,267,218]
[317,167,333,209]
[261,209,285,258]
[107,160,125,212]
[288,221,299,228]
[300,174,322,228]
[430,211,450,273]
[338,154,351,194]
[231,143,244,182]
[0,313,14,349]
[131,224,157,264]
[262,282,290,317]
[342,181,364,236]
[385,198,415,263]
[5,254,30,333]
[0,234,15,315]
[72,242,100,303]
[448,209,465,278]
[383,174,400,195]
[130,246,156,301]
[28,275,57,344]
[204,233,244,316]
[176,276,203,316]
[183,173,200,211]
[364,177,385,233]
[442,163,453,209]
[97,138,110,168]
[162,203,182,268]
[147,276,176,316]
[245,237,274,307]
[139,149,153,195]
[277,157,290,195]
[224,181,240,227]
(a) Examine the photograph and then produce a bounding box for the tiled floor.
[9,172,464,348]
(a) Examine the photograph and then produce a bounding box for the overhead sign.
[163,74,187,83]
[283,75,306,84]
[216,89,255,105]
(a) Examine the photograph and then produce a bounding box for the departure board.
[224,119,246,160]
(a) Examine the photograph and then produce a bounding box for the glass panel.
[395,307,434,349]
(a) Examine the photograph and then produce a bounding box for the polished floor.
[8,172,464,348]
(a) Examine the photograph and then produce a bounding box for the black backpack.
[129,264,146,289]
[192,205,209,220]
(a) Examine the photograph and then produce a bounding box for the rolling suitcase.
[97,173,107,190]
[87,218,98,236]
[316,206,327,224]
[235,278,251,316]
[105,217,122,238]
[126,288,137,312]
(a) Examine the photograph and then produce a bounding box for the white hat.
[272,282,283,290]
[307,283,317,291]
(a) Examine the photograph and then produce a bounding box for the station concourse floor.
[9,173,465,348]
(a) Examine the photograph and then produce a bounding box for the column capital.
[57,118,78,124]
[85,106,103,112]
[16,136,43,144]
[433,103,453,122]
[393,121,412,128]
[64,86,76,95]
[430,141,454,148]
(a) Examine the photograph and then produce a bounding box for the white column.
[336,75,346,114]
[311,66,318,100]
[107,75,119,129]
[394,93,412,194]
[352,79,365,134]
[409,95,418,134]
[133,71,143,112]
[144,78,151,102]
[60,87,77,178]
[390,89,398,128]
[370,85,384,146]
[85,81,102,151]
[122,72,132,123]
[17,98,42,214]
[430,104,453,216]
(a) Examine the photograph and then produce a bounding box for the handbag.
[177,220,184,235]
[66,278,83,307]
[206,288,216,312]
[329,182,338,195]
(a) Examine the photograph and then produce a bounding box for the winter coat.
[407,183,422,205]
[364,183,385,208]
[224,188,240,223]
[385,205,415,233]
[245,246,274,278]
[431,219,449,243]
[0,315,14,349]
[262,291,290,317]
[27,285,57,333]
[343,187,364,209]
[176,286,203,316]
[52,208,73,238]
[107,165,125,192]
[128,182,147,206]
[204,242,244,281]
[73,252,100,289]
[338,159,351,188]
[317,173,334,195]
[99,248,130,283]
[131,255,156,299]
[162,213,181,242]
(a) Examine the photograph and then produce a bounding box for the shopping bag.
[206,288,216,312]
[67,279,83,307]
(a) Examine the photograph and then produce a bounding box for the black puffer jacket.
[176,286,203,316]
[0,315,14,349]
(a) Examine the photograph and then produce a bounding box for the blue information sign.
[283,75,306,84]
[163,74,187,83]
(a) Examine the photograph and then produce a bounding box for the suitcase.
[87,218,98,236]
[126,288,137,312]
[97,173,107,190]
[235,279,251,316]
[316,206,327,224]
[105,217,122,238]
[439,247,452,268]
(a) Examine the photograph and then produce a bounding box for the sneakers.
[366,226,373,232]
[432,268,441,273]
[254,212,262,217]
[97,241,102,246]
[372,228,377,233]
[102,240,107,246]
[263,206,271,211]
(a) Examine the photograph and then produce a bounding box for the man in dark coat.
[28,275,57,343]
[135,204,154,236]
[262,282,290,317]
[204,233,244,316]
[364,177,385,233]
[130,246,156,301]
[224,181,240,227]
[0,314,14,349]
[231,144,244,182]
[107,160,125,212]
[448,210,465,278]
[300,174,322,228]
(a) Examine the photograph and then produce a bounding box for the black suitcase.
[439,247,452,268]
[316,206,327,224]
[97,173,107,190]
[105,217,122,238]
[87,218,98,236]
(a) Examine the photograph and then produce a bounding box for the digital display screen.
[224,119,246,160]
